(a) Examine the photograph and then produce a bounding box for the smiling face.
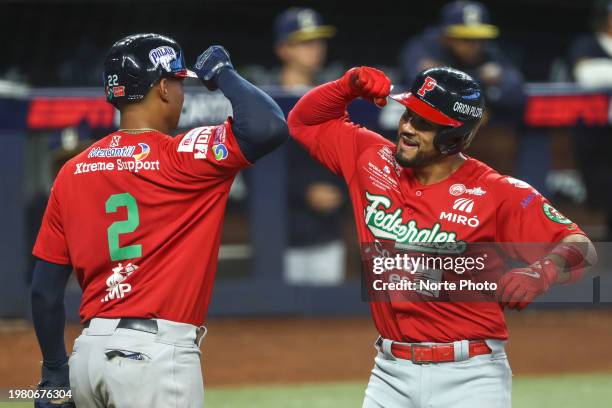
[394,108,445,168]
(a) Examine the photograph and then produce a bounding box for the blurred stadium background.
[1,0,611,406]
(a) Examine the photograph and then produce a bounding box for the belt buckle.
[410,344,433,364]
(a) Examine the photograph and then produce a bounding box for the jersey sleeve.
[32,182,71,265]
[164,119,251,183]
[495,176,584,264]
[288,80,391,181]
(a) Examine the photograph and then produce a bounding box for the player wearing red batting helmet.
[288,66,597,407]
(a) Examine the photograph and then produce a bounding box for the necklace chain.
[118,128,158,134]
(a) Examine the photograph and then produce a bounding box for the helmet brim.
[390,92,463,127]
[172,69,198,78]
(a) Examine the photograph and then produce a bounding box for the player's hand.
[193,45,235,91]
[496,259,558,310]
[35,363,75,407]
[339,66,391,107]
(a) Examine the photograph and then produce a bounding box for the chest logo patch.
[364,192,464,250]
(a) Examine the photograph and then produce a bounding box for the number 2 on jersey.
[106,193,142,261]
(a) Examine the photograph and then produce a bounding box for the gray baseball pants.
[68,317,205,408]
[363,338,512,408]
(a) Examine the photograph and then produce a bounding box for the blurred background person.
[273,8,347,286]
[568,0,612,241]
[399,0,525,174]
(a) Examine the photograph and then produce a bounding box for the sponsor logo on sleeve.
[177,127,200,152]
[505,177,531,189]
[212,125,228,161]
[213,143,228,161]
[542,202,573,225]
[177,127,214,159]
[521,192,536,208]
[213,125,226,145]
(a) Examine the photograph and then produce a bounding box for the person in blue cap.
[272,8,348,286]
[400,1,524,114]
[274,7,337,90]
[399,1,525,174]
[568,0,612,241]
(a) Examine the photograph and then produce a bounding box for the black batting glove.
[193,45,234,91]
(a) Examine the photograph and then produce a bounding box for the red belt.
[378,338,492,364]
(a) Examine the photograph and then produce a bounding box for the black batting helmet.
[103,33,197,108]
[391,67,485,155]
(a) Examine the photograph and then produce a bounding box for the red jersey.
[288,81,583,342]
[33,121,250,325]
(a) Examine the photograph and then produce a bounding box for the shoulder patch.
[177,126,215,159]
[542,202,573,225]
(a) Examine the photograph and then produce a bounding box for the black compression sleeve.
[216,69,288,162]
[31,260,72,368]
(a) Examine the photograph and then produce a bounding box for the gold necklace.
[118,128,159,134]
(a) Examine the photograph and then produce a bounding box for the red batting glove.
[339,66,391,107]
[497,259,558,310]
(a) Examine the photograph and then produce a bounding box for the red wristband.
[549,243,586,284]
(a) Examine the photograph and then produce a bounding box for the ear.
[158,78,170,103]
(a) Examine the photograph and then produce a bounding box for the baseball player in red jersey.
[288,66,597,408]
[30,34,287,407]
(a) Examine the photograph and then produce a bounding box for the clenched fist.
[339,66,391,107]
[497,259,558,310]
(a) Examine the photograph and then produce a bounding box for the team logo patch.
[542,203,572,225]
[449,183,466,196]
[417,76,437,96]
[213,144,228,161]
[452,198,474,213]
[149,46,177,72]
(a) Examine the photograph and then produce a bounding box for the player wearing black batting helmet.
[288,64,596,408]
[103,33,197,108]
[391,67,485,157]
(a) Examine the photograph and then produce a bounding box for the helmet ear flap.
[434,125,469,155]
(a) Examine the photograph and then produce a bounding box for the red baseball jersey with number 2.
[289,81,583,342]
[33,120,250,326]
